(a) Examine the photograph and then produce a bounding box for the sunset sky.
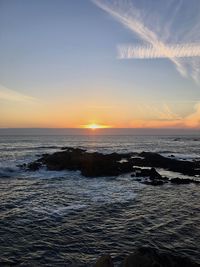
[0,0,200,129]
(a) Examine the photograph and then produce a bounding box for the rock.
[94,254,114,267]
[145,179,165,186]
[149,167,162,180]
[23,147,200,179]
[131,167,161,179]
[123,247,200,267]
[137,152,199,176]
[0,259,20,266]
[26,148,134,177]
[17,163,26,169]
[131,168,168,186]
[27,161,41,171]
[123,247,157,267]
[174,138,180,141]
[170,178,200,185]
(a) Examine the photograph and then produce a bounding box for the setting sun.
[83,123,111,130]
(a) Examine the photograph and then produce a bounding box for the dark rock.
[134,152,200,176]
[170,178,200,185]
[23,147,200,179]
[143,179,165,186]
[27,161,41,171]
[0,259,20,266]
[149,167,162,180]
[131,168,167,186]
[131,167,161,179]
[123,247,200,267]
[159,176,169,181]
[17,163,26,169]
[26,148,134,177]
[94,254,114,267]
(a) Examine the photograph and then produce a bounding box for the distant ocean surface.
[0,134,200,266]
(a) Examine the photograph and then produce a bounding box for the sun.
[87,123,101,130]
[83,123,111,130]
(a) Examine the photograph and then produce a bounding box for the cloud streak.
[118,43,200,59]
[0,85,36,103]
[92,0,200,83]
[131,102,200,128]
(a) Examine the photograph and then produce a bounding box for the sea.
[0,134,200,266]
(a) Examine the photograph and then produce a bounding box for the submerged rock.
[27,161,42,171]
[170,177,200,185]
[94,255,114,267]
[94,247,200,267]
[144,179,166,186]
[123,247,200,267]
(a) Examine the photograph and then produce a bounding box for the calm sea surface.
[0,135,200,266]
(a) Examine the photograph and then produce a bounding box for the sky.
[0,0,200,129]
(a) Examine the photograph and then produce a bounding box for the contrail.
[92,0,200,83]
[118,43,200,59]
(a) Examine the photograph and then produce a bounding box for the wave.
[32,204,88,217]
[0,166,19,178]
[0,145,62,152]
[174,137,200,142]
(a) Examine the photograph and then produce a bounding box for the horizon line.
[0,127,200,130]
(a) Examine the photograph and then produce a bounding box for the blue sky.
[0,0,200,128]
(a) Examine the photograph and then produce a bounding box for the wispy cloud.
[0,85,36,102]
[118,43,200,59]
[131,102,200,128]
[92,0,200,83]
[184,102,200,127]
[137,103,182,121]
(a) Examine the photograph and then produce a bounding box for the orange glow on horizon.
[83,123,111,130]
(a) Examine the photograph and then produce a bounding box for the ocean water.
[0,135,200,266]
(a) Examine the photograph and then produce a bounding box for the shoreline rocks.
[22,147,200,185]
[94,247,200,267]
[94,255,114,267]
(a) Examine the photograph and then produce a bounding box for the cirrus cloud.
[92,0,200,84]
[0,85,36,103]
[131,102,200,128]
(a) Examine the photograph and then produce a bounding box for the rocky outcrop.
[131,167,162,179]
[131,167,168,186]
[170,177,200,185]
[94,247,200,267]
[22,147,200,185]
[25,148,135,177]
[131,167,200,185]
[132,152,200,176]
[94,255,114,267]
[27,161,42,171]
